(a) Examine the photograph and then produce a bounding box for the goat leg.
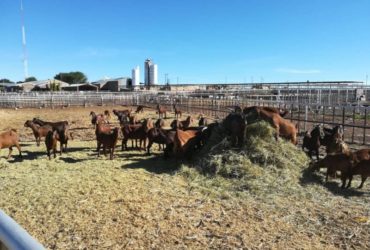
[7,147,13,159]
[358,176,367,189]
[110,148,114,160]
[346,174,353,188]
[340,174,347,189]
[16,143,22,158]
[97,142,101,157]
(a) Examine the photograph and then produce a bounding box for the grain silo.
[149,64,158,85]
[144,59,153,86]
[132,66,140,87]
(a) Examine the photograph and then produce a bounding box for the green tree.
[25,76,37,82]
[49,81,60,91]
[54,71,87,84]
[0,79,13,83]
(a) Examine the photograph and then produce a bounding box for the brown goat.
[95,121,113,151]
[155,118,165,129]
[135,105,144,113]
[314,154,353,188]
[350,149,370,163]
[96,126,119,160]
[24,120,52,146]
[179,116,193,129]
[45,130,58,160]
[156,104,167,119]
[90,111,110,126]
[223,113,245,147]
[258,109,297,144]
[121,119,153,150]
[32,118,69,153]
[243,106,288,117]
[128,114,139,125]
[173,104,182,119]
[0,129,22,159]
[347,159,370,189]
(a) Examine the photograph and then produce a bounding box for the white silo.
[132,66,140,87]
[149,64,158,85]
[144,59,153,85]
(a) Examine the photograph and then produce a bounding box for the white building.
[132,66,140,88]
[149,64,158,85]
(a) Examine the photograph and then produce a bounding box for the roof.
[92,77,130,88]
[18,79,69,89]
[61,83,98,89]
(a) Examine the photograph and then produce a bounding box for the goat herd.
[0,104,369,190]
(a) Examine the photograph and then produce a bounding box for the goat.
[0,129,22,159]
[173,104,182,119]
[314,154,353,188]
[155,118,165,129]
[96,126,120,160]
[347,159,370,189]
[156,104,167,119]
[32,118,69,152]
[135,105,144,113]
[45,130,58,160]
[24,120,52,146]
[302,125,324,160]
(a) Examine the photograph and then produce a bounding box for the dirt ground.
[0,106,370,249]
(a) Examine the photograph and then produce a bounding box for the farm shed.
[92,77,131,91]
[0,83,21,92]
[61,83,98,91]
[18,79,69,92]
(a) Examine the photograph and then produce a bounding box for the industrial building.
[92,77,131,91]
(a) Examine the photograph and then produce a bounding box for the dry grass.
[0,107,369,249]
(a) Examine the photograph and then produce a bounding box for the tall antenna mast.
[20,0,29,80]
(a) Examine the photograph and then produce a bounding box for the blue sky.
[1,0,370,83]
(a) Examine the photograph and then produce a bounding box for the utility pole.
[164,73,168,84]
[20,0,29,80]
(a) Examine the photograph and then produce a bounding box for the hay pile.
[179,121,309,197]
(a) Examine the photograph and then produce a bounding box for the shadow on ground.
[122,154,184,174]
[300,166,366,198]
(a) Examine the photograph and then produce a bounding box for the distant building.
[17,79,69,92]
[144,59,158,86]
[92,77,131,91]
[62,83,98,91]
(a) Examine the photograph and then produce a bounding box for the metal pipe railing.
[0,210,45,250]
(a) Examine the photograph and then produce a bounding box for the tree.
[49,81,60,91]
[25,76,37,82]
[54,71,87,84]
[0,79,13,83]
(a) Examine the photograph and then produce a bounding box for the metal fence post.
[363,108,367,145]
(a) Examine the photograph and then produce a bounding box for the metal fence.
[0,91,369,145]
